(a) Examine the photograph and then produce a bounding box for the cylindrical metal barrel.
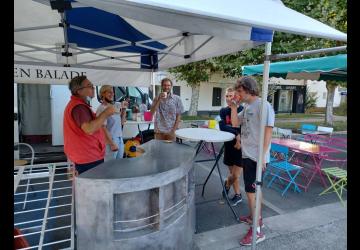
[75,140,196,250]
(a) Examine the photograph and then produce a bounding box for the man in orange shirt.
[63,76,115,174]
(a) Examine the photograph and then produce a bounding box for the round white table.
[175,128,234,143]
[175,128,239,220]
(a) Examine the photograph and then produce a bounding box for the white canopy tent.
[15,0,346,86]
[14,0,347,248]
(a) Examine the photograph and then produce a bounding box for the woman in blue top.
[219,87,244,206]
[96,85,128,161]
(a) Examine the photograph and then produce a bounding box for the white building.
[154,72,343,114]
[306,79,342,107]
[154,72,236,115]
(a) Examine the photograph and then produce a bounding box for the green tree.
[214,0,347,77]
[304,86,318,111]
[169,60,217,116]
[214,0,347,126]
[170,0,347,118]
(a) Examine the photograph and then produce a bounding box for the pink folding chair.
[198,123,217,155]
[296,146,346,191]
[327,137,347,151]
[304,134,328,144]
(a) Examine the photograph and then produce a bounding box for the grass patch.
[275,120,347,132]
[275,113,323,119]
[307,104,347,116]
[181,115,213,121]
[306,107,326,114]
[334,101,347,116]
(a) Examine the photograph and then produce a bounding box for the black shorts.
[223,139,242,167]
[243,158,266,193]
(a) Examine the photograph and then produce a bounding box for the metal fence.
[14,162,74,250]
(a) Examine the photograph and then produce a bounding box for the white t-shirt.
[238,97,275,163]
[96,102,123,138]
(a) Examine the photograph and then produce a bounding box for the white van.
[14,83,153,146]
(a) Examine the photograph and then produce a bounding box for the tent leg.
[251,42,272,250]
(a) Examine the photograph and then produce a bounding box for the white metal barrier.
[14,162,75,250]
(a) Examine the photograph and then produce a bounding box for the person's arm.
[263,127,273,153]
[120,108,127,126]
[230,103,241,127]
[262,103,275,169]
[81,106,116,135]
[172,113,181,132]
[171,97,184,132]
[219,109,239,134]
[101,126,119,151]
[262,126,273,169]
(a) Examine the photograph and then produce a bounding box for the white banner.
[14,64,152,87]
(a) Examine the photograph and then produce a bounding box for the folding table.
[175,128,239,220]
[272,138,342,192]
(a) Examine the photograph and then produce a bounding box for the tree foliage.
[213,0,347,77]
[305,86,318,111]
[168,0,347,115]
[168,60,217,87]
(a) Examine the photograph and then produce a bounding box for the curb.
[194,202,346,250]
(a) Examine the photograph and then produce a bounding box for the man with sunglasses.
[63,75,116,175]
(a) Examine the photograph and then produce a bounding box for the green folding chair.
[319,167,347,206]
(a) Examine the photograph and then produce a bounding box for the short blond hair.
[99,85,113,99]
[225,87,234,93]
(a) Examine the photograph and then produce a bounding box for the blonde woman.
[96,85,128,160]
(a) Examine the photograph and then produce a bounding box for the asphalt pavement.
[192,135,347,249]
[194,202,346,250]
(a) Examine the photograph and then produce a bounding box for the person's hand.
[229,98,237,109]
[262,159,267,171]
[159,92,167,99]
[234,140,241,150]
[110,142,119,152]
[170,127,177,135]
[104,105,116,116]
[121,101,129,109]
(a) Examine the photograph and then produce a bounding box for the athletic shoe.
[239,227,266,246]
[222,180,230,198]
[230,194,243,206]
[239,215,264,228]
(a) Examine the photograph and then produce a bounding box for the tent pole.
[151,70,155,100]
[271,45,346,61]
[60,12,70,66]
[251,42,272,250]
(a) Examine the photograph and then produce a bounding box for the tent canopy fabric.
[14,0,347,86]
[242,54,347,82]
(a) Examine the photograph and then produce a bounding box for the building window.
[173,86,181,96]
[278,90,293,112]
[323,92,327,99]
[212,87,222,106]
